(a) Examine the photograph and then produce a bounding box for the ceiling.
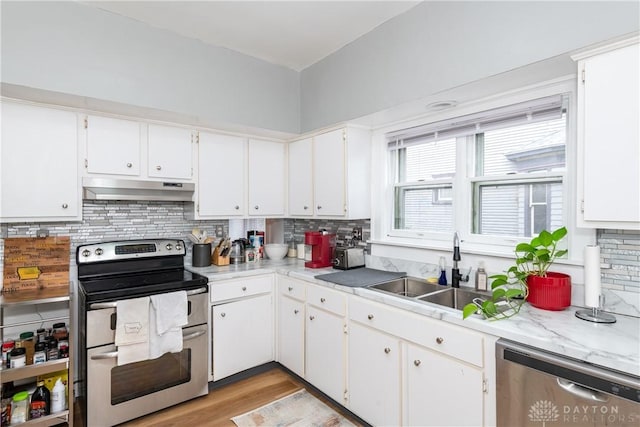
[83,1,421,71]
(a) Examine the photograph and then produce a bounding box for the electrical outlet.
[352,227,362,241]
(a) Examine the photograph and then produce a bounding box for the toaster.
[333,246,365,270]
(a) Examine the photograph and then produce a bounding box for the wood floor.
[119,366,363,427]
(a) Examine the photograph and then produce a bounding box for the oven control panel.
[77,239,186,263]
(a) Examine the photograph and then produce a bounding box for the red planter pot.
[527,272,571,311]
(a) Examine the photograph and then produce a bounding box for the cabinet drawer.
[211,275,273,303]
[307,284,345,316]
[278,277,306,301]
[411,319,484,367]
[349,296,410,337]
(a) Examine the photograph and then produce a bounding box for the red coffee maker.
[304,230,336,268]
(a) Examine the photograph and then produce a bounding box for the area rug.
[231,389,357,427]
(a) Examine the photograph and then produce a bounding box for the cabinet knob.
[414,360,421,366]
[156,165,162,171]
[288,286,293,292]
[317,205,322,210]
[309,315,315,321]
[294,309,299,314]
[126,162,132,168]
[242,286,247,291]
[303,206,308,210]
[61,203,68,209]
[220,312,226,317]
[254,205,259,210]
[367,314,374,320]
[235,205,240,210]
[320,297,326,303]
[384,347,391,354]
[436,337,444,344]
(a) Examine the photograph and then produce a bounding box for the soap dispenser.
[438,256,447,286]
[475,261,488,291]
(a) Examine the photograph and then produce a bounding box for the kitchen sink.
[418,288,490,310]
[368,278,443,298]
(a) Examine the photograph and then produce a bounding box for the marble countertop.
[188,258,640,377]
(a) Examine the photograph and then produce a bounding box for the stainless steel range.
[76,239,209,427]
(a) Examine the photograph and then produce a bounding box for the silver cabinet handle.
[557,379,608,402]
[414,360,421,366]
[126,162,132,168]
[156,165,162,171]
[91,351,118,360]
[62,203,68,209]
[183,330,206,341]
[294,309,299,314]
[320,298,326,303]
[367,314,374,320]
[220,312,226,317]
[436,337,444,344]
[309,315,315,320]
[384,347,391,354]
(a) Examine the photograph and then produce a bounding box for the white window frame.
[370,77,595,264]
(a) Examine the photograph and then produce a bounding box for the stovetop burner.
[77,239,208,303]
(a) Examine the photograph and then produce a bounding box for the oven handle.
[88,287,208,309]
[90,329,207,360]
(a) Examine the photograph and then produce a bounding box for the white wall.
[300,1,640,132]
[0,1,301,134]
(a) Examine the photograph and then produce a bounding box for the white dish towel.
[115,296,150,366]
[149,291,188,359]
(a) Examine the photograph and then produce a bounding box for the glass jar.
[51,323,67,341]
[33,342,47,365]
[9,347,26,368]
[11,391,29,424]
[1,341,14,369]
[46,337,59,361]
[57,336,69,359]
[36,328,47,344]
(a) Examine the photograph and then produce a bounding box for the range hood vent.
[83,178,195,202]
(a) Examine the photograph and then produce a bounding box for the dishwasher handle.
[557,378,609,403]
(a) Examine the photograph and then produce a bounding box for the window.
[389,95,567,240]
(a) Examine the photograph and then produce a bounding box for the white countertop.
[188,258,640,377]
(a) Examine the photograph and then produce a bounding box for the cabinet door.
[1,102,80,221]
[288,137,313,216]
[248,139,286,216]
[581,43,640,225]
[348,322,401,426]
[277,295,305,377]
[197,132,245,217]
[212,294,273,381]
[148,124,193,180]
[305,305,346,404]
[313,129,346,216]
[406,343,484,427]
[86,115,141,176]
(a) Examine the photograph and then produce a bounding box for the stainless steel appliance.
[76,239,209,427]
[497,339,640,427]
[333,246,365,270]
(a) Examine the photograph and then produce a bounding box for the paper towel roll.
[584,245,601,308]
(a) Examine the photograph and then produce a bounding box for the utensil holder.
[192,243,212,267]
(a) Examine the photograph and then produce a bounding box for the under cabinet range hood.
[82,177,195,202]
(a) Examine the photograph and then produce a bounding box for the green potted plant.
[463,226,570,320]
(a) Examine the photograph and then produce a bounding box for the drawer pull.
[242,286,247,291]
[414,359,421,366]
[384,347,391,354]
[320,298,326,303]
[309,315,315,321]
[220,312,226,317]
[288,286,293,291]
[367,314,374,320]
[436,337,444,344]
[294,309,299,314]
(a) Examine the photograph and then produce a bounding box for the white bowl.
[264,243,288,260]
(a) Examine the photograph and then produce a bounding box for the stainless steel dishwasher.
[496,339,640,426]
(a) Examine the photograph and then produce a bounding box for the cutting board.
[315,268,406,288]
[2,236,70,302]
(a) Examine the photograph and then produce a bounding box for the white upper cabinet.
[290,126,370,219]
[248,139,286,216]
[197,131,246,217]
[85,115,141,176]
[288,137,313,216]
[147,124,193,180]
[1,102,81,222]
[574,36,640,229]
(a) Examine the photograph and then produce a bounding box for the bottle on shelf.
[33,342,47,365]
[50,378,66,413]
[30,380,51,419]
[475,261,488,291]
[11,391,29,424]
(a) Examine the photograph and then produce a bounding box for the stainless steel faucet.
[452,232,469,288]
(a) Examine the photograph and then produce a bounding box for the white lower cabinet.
[406,342,484,426]
[348,322,401,426]
[277,290,305,377]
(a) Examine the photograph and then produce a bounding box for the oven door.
[87,324,208,426]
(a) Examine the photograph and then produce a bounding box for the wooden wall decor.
[2,236,70,302]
